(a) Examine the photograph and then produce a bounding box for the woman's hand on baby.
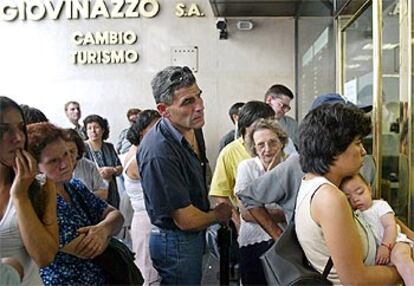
[375,246,390,265]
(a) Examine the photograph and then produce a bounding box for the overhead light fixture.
[236,20,253,31]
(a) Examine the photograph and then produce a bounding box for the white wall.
[0,0,295,167]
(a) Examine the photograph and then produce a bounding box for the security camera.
[216,17,228,40]
[216,17,227,30]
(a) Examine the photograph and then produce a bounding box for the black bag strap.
[321,257,333,279]
[293,179,334,280]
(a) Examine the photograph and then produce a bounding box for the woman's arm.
[312,185,401,285]
[74,206,124,259]
[12,150,59,267]
[112,165,123,177]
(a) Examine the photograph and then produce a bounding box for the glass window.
[297,17,336,120]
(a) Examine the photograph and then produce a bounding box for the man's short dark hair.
[83,114,110,140]
[298,103,371,175]
[64,101,80,111]
[264,84,294,100]
[151,66,196,104]
[228,102,245,124]
[126,108,141,120]
[238,101,275,137]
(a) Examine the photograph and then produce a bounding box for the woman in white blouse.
[234,118,288,286]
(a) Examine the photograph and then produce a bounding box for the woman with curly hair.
[83,115,123,209]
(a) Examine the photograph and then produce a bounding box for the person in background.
[264,84,298,147]
[20,104,48,124]
[295,104,400,285]
[63,128,108,200]
[0,96,59,285]
[64,101,85,140]
[27,122,124,285]
[124,109,161,285]
[138,66,232,284]
[84,114,123,209]
[116,108,141,155]
[234,118,287,285]
[210,101,275,229]
[218,102,245,152]
[237,93,375,241]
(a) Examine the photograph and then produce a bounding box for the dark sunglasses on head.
[166,66,192,90]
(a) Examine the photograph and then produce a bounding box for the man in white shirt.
[64,101,85,139]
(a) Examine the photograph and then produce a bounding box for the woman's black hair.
[127,109,160,146]
[20,104,48,124]
[298,103,371,175]
[83,114,110,140]
[0,96,44,218]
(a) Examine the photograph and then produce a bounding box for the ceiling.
[208,0,334,17]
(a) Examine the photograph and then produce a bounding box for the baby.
[341,174,414,285]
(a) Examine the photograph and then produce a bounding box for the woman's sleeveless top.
[123,156,146,212]
[295,176,376,285]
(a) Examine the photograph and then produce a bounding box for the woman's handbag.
[260,221,333,286]
[73,186,144,285]
[92,237,144,285]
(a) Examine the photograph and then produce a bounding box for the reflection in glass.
[297,17,336,120]
[342,5,377,195]
[380,0,404,223]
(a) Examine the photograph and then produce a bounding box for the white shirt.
[0,199,43,285]
[358,200,413,246]
[73,157,108,193]
[235,157,280,247]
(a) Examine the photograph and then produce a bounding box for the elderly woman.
[295,103,400,285]
[83,114,123,209]
[123,109,160,285]
[27,122,124,285]
[234,118,287,286]
[63,128,108,200]
[0,96,59,285]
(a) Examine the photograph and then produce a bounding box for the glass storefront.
[297,17,336,119]
[337,0,413,227]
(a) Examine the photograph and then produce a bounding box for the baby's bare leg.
[391,242,414,285]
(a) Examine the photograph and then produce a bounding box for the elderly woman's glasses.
[255,139,282,151]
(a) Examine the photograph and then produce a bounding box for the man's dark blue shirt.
[137,118,209,230]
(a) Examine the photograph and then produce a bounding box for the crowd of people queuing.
[1,65,414,286]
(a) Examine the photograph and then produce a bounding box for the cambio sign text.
[0,0,160,65]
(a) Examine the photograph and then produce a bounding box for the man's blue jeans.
[149,228,205,285]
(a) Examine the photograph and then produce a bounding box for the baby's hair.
[340,173,370,189]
